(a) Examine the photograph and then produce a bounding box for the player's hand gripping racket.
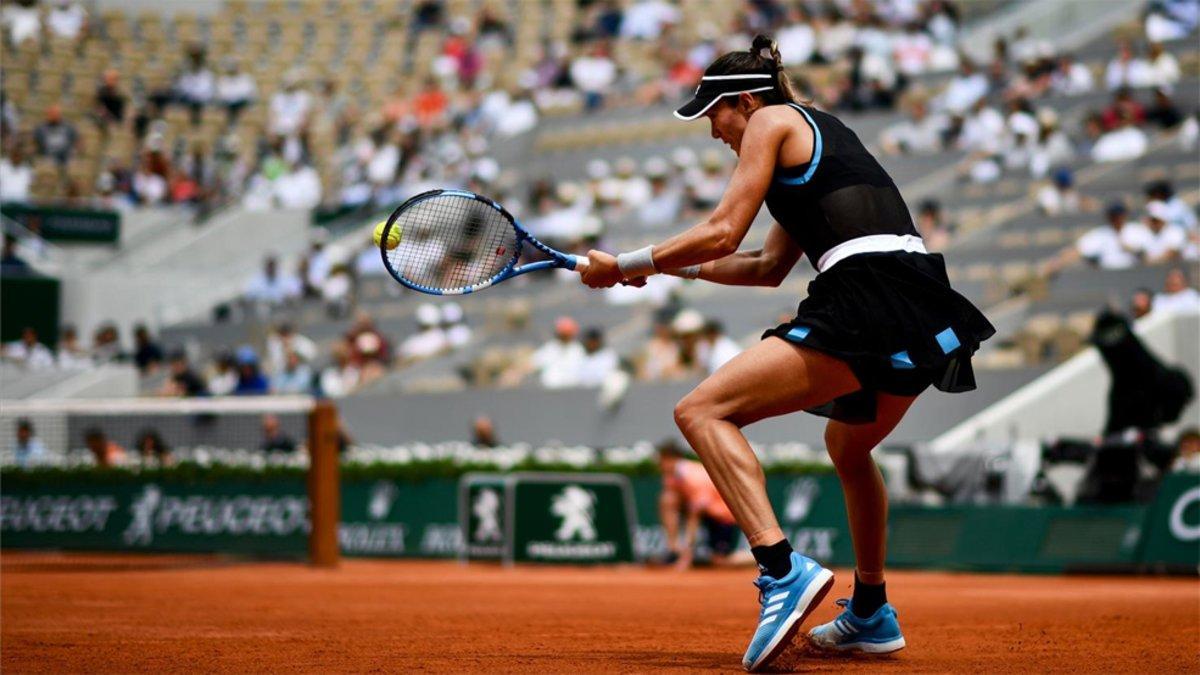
[378,188,588,295]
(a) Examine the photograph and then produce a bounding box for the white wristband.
[616,245,658,279]
[667,265,701,279]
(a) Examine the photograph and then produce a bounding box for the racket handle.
[571,254,589,270]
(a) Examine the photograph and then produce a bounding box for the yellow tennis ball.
[374,221,401,250]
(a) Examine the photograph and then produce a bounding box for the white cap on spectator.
[556,181,581,204]
[672,309,705,334]
[1146,200,1170,222]
[417,303,441,327]
[615,157,637,177]
[701,149,724,170]
[644,156,669,178]
[442,302,464,324]
[587,159,611,180]
[473,157,500,184]
[672,147,697,168]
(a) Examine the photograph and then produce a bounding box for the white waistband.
[817,234,927,273]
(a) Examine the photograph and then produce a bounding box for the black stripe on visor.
[673,73,775,121]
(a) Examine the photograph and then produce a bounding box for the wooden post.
[308,400,340,568]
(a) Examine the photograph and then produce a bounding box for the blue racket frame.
[379,189,586,296]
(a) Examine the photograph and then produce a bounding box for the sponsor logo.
[420,524,463,556]
[121,483,308,546]
[472,487,503,543]
[340,481,407,555]
[0,494,119,533]
[526,485,618,560]
[788,527,836,561]
[784,477,819,523]
[1168,486,1200,542]
[368,481,398,521]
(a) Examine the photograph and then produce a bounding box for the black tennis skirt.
[762,250,995,424]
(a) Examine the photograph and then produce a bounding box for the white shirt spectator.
[132,170,168,204]
[1152,287,1200,314]
[245,271,302,305]
[1105,56,1154,90]
[270,89,312,136]
[2,4,41,45]
[274,164,322,209]
[366,141,400,185]
[1162,196,1198,232]
[777,22,816,65]
[958,105,1005,154]
[319,363,359,398]
[1053,62,1095,95]
[577,347,618,387]
[495,97,538,137]
[57,347,93,370]
[637,186,683,227]
[892,30,932,76]
[881,111,946,154]
[0,157,32,202]
[1076,226,1138,269]
[6,339,55,370]
[569,54,617,95]
[1120,221,1186,261]
[620,0,679,40]
[531,339,586,389]
[216,72,257,105]
[940,70,988,114]
[399,327,448,361]
[266,332,318,374]
[1091,126,1148,163]
[177,68,215,105]
[706,335,741,374]
[1147,51,1181,88]
[47,2,86,40]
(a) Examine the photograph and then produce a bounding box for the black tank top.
[763,103,918,267]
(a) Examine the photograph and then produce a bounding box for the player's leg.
[673,337,861,552]
[808,392,916,655]
[673,337,862,671]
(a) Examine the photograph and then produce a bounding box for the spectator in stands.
[132,148,170,205]
[14,418,46,467]
[1145,181,1197,233]
[528,316,586,389]
[577,327,618,387]
[1145,86,1183,129]
[879,96,946,155]
[265,323,317,376]
[1145,41,1181,88]
[94,69,126,125]
[0,144,32,203]
[441,302,472,348]
[269,69,312,138]
[1051,53,1095,95]
[1090,110,1148,163]
[1152,267,1200,315]
[346,312,391,382]
[33,104,77,165]
[916,199,952,251]
[775,5,815,65]
[319,342,360,398]
[1122,200,1186,265]
[134,429,172,468]
[0,233,30,272]
[233,346,270,396]
[939,58,989,115]
[272,351,314,395]
[1028,110,1074,179]
[56,325,92,369]
[639,315,683,380]
[160,350,207,397]
[2,0,40,46]
[259,414,296,453]
[91,323,123,363]
[1130,287,1154,319]
[686,150,727,213]
[1172,428,1200,473]
[132,324,163,375]
[244,255,302,307]
[637,157,682,227]
[1043,202,1139,276]
[176,44,215,112]
[215,57,257,123]
[471,415,499,447]
[620,0,679,40]
[1100,88,1146,131]
[274,158,322,209]
[47,0,86,41]
[413,77,450,129]
[1105,40,1153,90]
[207,351,237,396]
[84,428,125,467]
[1036,168,1094,216]
[5,327,54,370]
[700,320,741,375]
[570,41,618,111]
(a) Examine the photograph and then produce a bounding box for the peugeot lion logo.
[472,487,503,542]
[552,485,597,542]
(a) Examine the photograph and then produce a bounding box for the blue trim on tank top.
[774,103,822,186]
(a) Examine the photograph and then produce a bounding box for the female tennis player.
[579,35,994,670]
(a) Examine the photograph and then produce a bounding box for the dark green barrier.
[0,273,60,344]
[1137,473,1200,569]
[1,203,120,244]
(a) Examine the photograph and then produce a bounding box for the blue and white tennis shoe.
[807,597,906,654]
[741,552,835,671]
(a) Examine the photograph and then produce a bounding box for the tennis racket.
[378,188,588,296]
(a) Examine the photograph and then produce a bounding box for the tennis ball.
[374,221,401,250]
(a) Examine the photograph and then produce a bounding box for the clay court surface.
[2,552,1197,673]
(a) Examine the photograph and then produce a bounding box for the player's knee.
[824,426,864,470]
[673,392,710,435]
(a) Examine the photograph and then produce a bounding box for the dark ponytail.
[704,34,805,107]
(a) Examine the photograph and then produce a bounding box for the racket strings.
[386,194,519,291]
